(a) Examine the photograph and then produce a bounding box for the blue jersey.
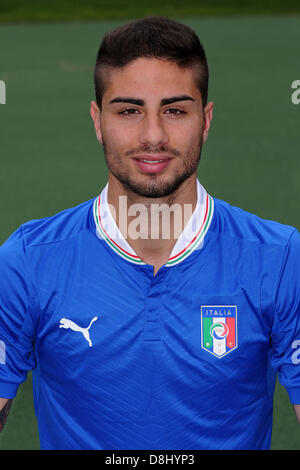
[0,180,299,450]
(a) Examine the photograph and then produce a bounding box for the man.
[0,16,299,450]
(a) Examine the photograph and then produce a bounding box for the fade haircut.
[93,16,209,110]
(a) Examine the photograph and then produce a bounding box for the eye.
[118,108,139,116]
[165,108,186,116]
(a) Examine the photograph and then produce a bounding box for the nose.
[139,113,169,149]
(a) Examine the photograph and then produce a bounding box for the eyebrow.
[108,95,195,106]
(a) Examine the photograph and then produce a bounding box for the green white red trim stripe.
[93,193,145,265]
[165,193,214,266]
[93,180,214,267]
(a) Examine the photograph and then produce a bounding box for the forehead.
[102,57,201,103]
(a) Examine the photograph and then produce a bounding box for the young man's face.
[91,57,213,198]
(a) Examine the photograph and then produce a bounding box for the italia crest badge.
[201,305,238,358]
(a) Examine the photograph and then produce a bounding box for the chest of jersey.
[32,231,273,450]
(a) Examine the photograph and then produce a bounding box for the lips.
[132,154,173,174]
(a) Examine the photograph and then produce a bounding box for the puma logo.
[59,316,98,347]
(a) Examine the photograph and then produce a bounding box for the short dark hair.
[94,16,209,109]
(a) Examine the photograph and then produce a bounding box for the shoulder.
[21,197,96,249]
[211,196,298,249]
[0,197,97,257]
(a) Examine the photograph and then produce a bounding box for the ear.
[90,101,103,144]
[202,101,214,143]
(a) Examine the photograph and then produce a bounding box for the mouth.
[132,154,173,174]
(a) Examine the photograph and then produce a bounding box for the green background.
[0,1,299,450]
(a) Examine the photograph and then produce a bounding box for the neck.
[106,174,198,272]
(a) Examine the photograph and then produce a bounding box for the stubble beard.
[102,138,203,199]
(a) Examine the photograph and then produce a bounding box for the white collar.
[93,179,214,266]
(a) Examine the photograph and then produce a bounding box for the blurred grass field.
[0,2,300,450]
[0,0,300,22]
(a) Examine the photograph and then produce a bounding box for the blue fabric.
[0,196,299,450]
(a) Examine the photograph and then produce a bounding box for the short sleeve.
[0,227,37,398]
[270,230,300,404]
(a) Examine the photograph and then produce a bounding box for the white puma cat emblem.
[59,316,98,347]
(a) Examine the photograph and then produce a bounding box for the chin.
[122,174,192,199]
